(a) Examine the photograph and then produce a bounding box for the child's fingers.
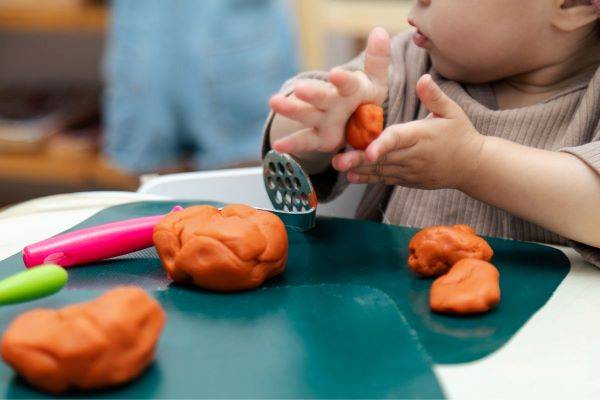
[349,164,409,178]
[334,131,421,172]
[294,80,339,110]
[332,150,368,172]
[364,27,391,89]
[329,68,362,98]
[347,145,418,174]
[416,74,463,118]
[347,171,410,186]
[273,128,323,154]
[365,120,425,162]
[269,94,325,127]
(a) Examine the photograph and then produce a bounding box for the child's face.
[408,0,570,83]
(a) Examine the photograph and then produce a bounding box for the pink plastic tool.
[22,206,183,268]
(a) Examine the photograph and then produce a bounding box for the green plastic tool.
[0,264,68,306]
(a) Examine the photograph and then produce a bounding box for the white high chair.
[137,167,367,218]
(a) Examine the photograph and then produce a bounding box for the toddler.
[264,0,600,265]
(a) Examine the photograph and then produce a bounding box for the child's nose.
[417,0,431,5]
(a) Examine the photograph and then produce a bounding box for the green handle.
[0,264,68,306]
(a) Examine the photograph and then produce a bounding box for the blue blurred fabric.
[103,0,298,172]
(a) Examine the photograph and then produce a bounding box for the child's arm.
[337,74,600,247]
[460,136,600,248]
[268,28,391,174]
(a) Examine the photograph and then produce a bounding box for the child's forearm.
[462,136,600,247]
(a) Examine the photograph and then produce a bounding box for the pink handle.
[22,206,182,268]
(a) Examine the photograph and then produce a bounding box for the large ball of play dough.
[408,225,493,277]
[153,204,288,292]
[345,104,384,150]
[430,259,501,314]
[0,286,165,394]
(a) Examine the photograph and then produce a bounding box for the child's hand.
[334,74,485,191]
[269,27,390,155]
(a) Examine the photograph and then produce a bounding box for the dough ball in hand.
[0,286,165,394]
[153,204,288,292]
[408,225,493,277]
[430,259,501,315]
[345,104,384,150]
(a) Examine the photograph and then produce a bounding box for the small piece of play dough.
[153,204,288,292]
[408,225,493,277]
[430,259,501,314]
[0,286,165,394]
[345,104,384,150]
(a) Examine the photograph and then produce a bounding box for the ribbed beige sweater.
[262,32,600,266]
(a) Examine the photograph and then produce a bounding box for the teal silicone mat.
[0,201,571,398]
[0,285,441,399]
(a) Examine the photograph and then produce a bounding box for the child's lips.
[412,29,431,48]
[407,18,431,48]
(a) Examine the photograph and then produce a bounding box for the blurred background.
[0,0,412,206]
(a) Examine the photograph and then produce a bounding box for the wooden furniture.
[0,152,137,189]
[0,0,107,33]
[0,0,413,68]
[294,0,414,70]
[0,1,130,204]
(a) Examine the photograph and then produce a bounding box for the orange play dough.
[153,204,288,292]
[345,104,384,150]
[430,259,501,314]
[0,286,165,394]
[408,225,493,277]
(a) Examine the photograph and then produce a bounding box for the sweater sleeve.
[559,72,600,266]
[560,66,600,175]
[561,135,600,268]
[261,31,430,207]
[561,141,600,176]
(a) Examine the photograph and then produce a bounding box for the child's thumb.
[416,74,462,118]
[364,27,391,89]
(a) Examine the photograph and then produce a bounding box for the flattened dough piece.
[0,286,165,393]
[430,259,501,315]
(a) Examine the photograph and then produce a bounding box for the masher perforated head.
[262,150,316,231]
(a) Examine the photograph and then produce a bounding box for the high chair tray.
[0,201,570,398]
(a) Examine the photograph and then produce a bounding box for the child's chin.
[430,57,493,85]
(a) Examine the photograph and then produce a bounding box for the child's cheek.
[426,25,509,84]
